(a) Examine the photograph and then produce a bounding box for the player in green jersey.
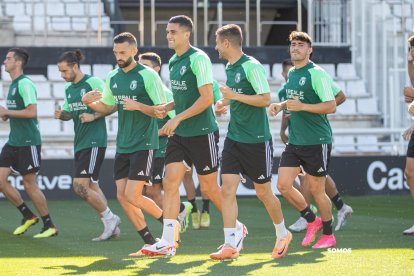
[0,48,57,238]
[82,32,174,255]
[277,59,353,233]
[54,49,121,241]
[269,31,337,248]
[210,24,290,260]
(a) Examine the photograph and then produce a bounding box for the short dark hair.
[169,15,193,32]
[8,48,29,67]
[139,52,161,68]
[289,31,312,46]
[58,49,84,66]
[282,59,293,71]
[409,35,414,47]
[216,24,243,47]
[113,32,137,47]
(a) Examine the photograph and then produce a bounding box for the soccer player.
[81,32,169,254]
[0,48,57,237]
[277,59,353,232]
[209,24,290,260]
[142,15,235,256]
[54,49,121,241]
[403,34,414,235]
[269,31,337,248]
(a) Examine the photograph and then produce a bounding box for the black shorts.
[74,147,106,182]
[151,157,165,184]
[165,131,219,175]
[221,138,273,184]
[114,150,154,181]
[407,134,414,158]
[0,144,41,176]
[279,143,331,177]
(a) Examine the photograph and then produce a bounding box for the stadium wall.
[0,156,409,200]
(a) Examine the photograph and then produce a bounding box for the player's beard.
[118,56,133,68]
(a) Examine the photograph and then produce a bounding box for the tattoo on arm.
[60,111,72,121]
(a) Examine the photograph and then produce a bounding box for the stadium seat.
[336,98,356,115]
[1,65,11,81]
[5,3,25,16]
[37,100,56,117]
[42,148,73,159]
[91,16,111,31]
[66,3,85,16]
[72,17,88,32]
[271,64,285,83]
[38,119,61,135]
[28,75,47,82]
[108,118,118,136]
[52,82,67,99]
[50,17,71,32]
[319,63,336,78]
[337,63,358,80]
[333,135,356,153]
[160,64,170,83]
[47,2,65,16]
[212,63,227,81]
[356,98,379,114]
[80,65,92,75]
[356,135,380,152]
[346,80,369,97]
[262,64,271,80]
[62,119,74,135]
[47,65,61,81]
[34,82,52,99]
[335,80,345,92]
[12,17,32,32]
[93,64,113,80]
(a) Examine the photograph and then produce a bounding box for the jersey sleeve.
[62,83,71,112]
[162,85,176,118]
[101,71,117,106]
[244,62,270,94]
[86,76,105,92]
[331,79,341,97]
[141,68,166,105]
[190,52,213,88]
[309,68,335,102]
[212,80,221,104]
[277,83,287,101]
[18,78,37,107]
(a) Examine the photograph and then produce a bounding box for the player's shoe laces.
[33,225,58,238]
[236,222,248,252]
[200,211,210,228]
[272,231,292,259]
[335,204,353,231]
[403,225,414,235]
[209,244,239,261]
[288,217,307,232]
[92,214,121,241]
[177,202,192,233]
[302,217,322,247]
[13,216,39,235]
[192,211,201,230]
[141,240,176,257]
[312,234,336,248]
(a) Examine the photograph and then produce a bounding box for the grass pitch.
[0,195,413,275]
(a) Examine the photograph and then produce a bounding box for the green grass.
[0,196,413,275]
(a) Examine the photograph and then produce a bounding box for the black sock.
[179,203,185,213]
[188,198,198,213]
[322,219,333,235]
[41,214,53,228]
[300,206,316,223]
[17,203,35,220]
[157,214,163,224]
[138,226,156,245]
[331,193,344,211]
[202,199,210,213]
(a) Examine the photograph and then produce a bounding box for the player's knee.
[125,192,142,207]
[255,188,268,201]
[277,181,289,194]
[199,184,210,196]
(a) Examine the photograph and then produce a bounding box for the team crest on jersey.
[235,73,241,83]
[130,80,137,90]
[80,89,86,97]
[299,77,306,86]
[11,88,16,96]
[180,66,187,76]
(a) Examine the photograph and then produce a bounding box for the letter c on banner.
[367,161,387,191]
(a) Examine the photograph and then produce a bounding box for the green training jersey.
[212,80,221,104]
[155,85,175,158]
[225,54,271,143]
[278,78,341,101]
[285,61,335,145]
[6,75,41,146]
[62,75,107,152]
[169,46,218,137]
[101,63,166,154]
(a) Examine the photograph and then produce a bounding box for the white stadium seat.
[356,135,380,152]
[333,136,356,153]
[319,63,336,78]
[337,63,358,80]
[47,65,61,81]
[346,80,369,98]
[38,119,61,135]
[212,63,226,82]
[356,98,379,114]
[271,63,285,83]
[27,75,47,82]
[262,64,271,80]
[52,82,67,99]
[80,65,92,75]
[34,82,52,99]
[336,98,356,115]
[37,100,56,117]
[92,64,113,80]
[160,64,170,83]
[1,65,11,81]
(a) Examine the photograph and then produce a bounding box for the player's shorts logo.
[235,73,241,83]
[130,80,137,90]
[180,66,187,76]
[299,77,306,86]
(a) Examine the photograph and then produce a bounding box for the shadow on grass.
[45,258,136,275]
